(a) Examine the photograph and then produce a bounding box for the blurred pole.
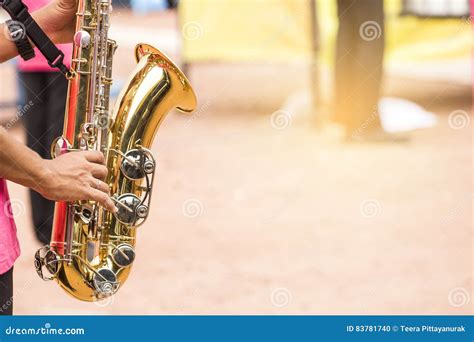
[309,0,320,117]
[167,0,178,8]
[178,2,190,77]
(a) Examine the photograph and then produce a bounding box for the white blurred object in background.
[380,97,438,133]
[403,0,470,16]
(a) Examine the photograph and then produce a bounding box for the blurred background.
[0,0,472,314]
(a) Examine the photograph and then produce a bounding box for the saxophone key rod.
[112,245,131,261]
[110,197,134,213]
[107,148,141,168]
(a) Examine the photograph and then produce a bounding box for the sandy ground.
[0,10,472,315]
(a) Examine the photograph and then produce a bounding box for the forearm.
[0,127,48,192]
[0,126,116,211]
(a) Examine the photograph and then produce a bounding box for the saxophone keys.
[136,205,148,219]
[34,246,60,281]
[143,160,155,174]
[111,195,135,214]
[112,194,141,225]
[92,268,118,297]
[74,30,91,49]
[51,136,71,158]
[94,112,111,129]
[120,149,155,180]
[101,76,113,85]
[112,244,136,268]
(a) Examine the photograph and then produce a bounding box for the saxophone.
[34,0,197,302]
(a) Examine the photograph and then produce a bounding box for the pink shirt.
[17,0,73,72]
[2,0,60,274]
[0,180,20,274]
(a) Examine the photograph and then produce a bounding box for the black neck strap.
[1,0,71,77]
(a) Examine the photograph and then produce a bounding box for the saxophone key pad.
[112,244,136,267]
[34,246,60,281]
[51,137,71,158]
[95,112,111,130]
[113,194,141,225]
[74,30,91,49]
[93,268,118,297]
[120,149,155,180]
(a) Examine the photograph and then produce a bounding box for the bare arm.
[0,0,77,63]
[0,127,47,190]
[0,127,117,212]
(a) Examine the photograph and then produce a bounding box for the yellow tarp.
[180,0,471,64]
[180,0,312,62]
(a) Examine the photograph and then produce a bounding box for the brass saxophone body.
[34,0,196,301]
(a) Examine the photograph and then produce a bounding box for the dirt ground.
[0,10,471,315]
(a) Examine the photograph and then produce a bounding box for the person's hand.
[35,151,117,213]
[35,0,78,44]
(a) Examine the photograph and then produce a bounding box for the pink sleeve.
[0,180,20,275]
[23,0,51,12]
[17,44,74,73]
